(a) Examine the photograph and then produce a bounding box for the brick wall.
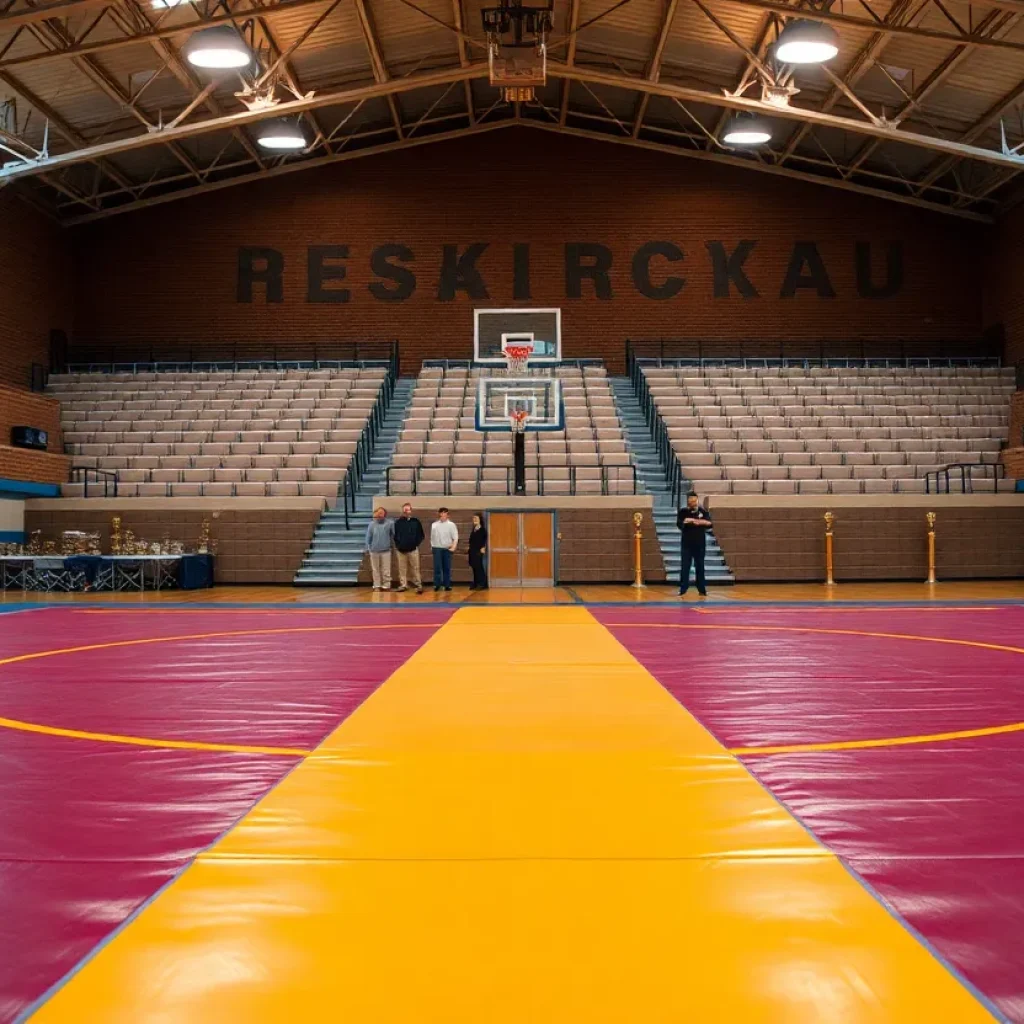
[709,495,1024,580]
[0,383,68,483]
[985,203,1024,367]
[0,191,72,389]
[24,500,321,583]
[73,132,985,373]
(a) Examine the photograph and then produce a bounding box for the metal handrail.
[925,461,1006,494]
[69,466,118,497]
[629,359,688,506]
[385,462,637,496]
[625,338,1003,371]
[61,340,399,374]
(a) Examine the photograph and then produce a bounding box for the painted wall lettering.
[855,241,903,299]
[706,240,758,299]
[237,247,284,303]
[438,243,489,301]
[307,245,350,303]
[565,243,613,299]
[631,242,685,300]
[780,242,836,299]
[235,241,905,303]
[369,244,416,301]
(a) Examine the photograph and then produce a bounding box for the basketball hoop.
[503,342,534,375]
[509,408,531,433]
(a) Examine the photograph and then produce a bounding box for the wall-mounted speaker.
[10,427,48,451]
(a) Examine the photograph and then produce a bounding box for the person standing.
[677,491,712,598]
[468,513,488,590]
[364,506,395,591]
[430,507,458,591]
[393,502,425,594]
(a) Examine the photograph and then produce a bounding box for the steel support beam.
[526,118,990,221]
[64,118,512,223]
[0,0,118,31]
[354,0,403,138]
[632,0,678,138]
[706,0,1024,53]
[779,0,919,164]
[0,64,484,181]
[914,72,1024,195]
[558,0,580,126]
[843,9,1017,178]
[450,0,474,124]
[0,0,334,70]
[7,63,1024,186]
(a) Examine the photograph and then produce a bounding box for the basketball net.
[509,408,530,433]
[503,343,533,376]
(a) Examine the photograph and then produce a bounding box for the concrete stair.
[294,378,416,586]
[610,377,734,586]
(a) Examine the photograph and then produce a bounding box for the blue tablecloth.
[179,554,214,589]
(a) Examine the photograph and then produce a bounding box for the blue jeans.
[680,544,707,595]
[432,547,452,588]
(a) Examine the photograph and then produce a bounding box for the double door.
[488,512,554,587]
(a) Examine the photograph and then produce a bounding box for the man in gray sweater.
[365,506,395,591]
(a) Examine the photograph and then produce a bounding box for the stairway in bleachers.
[610,378,735,586]
[294,378,416,585]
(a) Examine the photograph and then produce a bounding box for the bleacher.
[50,368,388,505]
[386,365,636,495]
[641,365,1016,495]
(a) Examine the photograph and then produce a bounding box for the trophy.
[111,516,123,555]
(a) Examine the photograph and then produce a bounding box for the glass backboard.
[475,376,564,432]
[474,308,562,363]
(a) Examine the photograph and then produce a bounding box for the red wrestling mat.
[597,604,1024,1023]
[0,607,451,1024]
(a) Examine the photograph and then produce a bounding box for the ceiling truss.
[2,0,1024,222]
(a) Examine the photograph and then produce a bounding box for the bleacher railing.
[62,340,399,376]
[340,356,398,529]
[625,339,1003,374]
[629,359,689,507]
[384,463,637,497]
[925,461,1006,494]
[69,466,118,498]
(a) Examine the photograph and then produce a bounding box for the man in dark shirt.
[393,502,425,594]
[676,491,713,598]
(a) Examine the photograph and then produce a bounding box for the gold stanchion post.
[926,511,937,585]
[631,512,646,589]
[824,511,835,586]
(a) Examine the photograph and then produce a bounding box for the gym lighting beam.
[184,26,252,70]
[775,20,840,64]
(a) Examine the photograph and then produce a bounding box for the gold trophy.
[824,511,835,586]
[926,512,937,585]
[111,516,123,555]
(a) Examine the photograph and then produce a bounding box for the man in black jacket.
[677,491,713,598]
[393,503,425,593]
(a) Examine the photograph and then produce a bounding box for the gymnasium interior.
[2,0,1024,1017]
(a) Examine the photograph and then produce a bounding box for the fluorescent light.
[183,26,251,69]
[721,113,772,146]
[775,20,840,64]
[256,117,308,151]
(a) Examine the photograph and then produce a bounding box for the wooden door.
[488,512,521,585]
[488,512,554,587]
[521,512,554,584]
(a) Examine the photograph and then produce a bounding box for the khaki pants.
[369,550,391,589]
[395,549,422,589]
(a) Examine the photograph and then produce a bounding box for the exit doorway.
[487,512,555,587]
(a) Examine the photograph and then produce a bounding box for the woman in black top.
[468,513,488,590]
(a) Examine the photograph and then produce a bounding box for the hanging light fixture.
[775,19,840,64]
[184,26,252,69]
[721,113,773,146]
[256,117,308,151]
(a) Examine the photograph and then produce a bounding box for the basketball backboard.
[474,308,561,363]
[475,376,564,432]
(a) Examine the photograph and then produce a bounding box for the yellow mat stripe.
[30,607,994,1023]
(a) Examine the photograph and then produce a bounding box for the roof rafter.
[632,0,678,138]
[353,0,403,138]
